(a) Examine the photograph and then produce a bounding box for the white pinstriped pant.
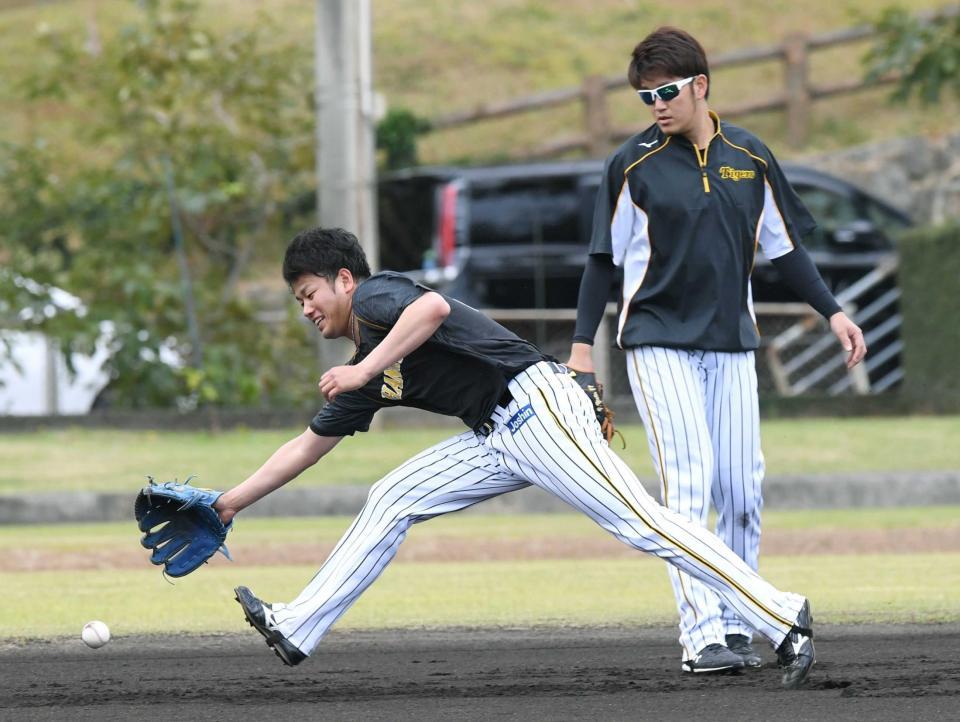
[269,361,801,657]
[626,346,764,661]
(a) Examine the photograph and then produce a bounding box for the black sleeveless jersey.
[309,272,550,436]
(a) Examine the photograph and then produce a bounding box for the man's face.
[639,74,706,136]
[291,272,353,339]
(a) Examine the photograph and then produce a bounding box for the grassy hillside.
[1,0,958,166]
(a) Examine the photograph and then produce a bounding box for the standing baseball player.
[210,226,815,688]
[566,27,866,674]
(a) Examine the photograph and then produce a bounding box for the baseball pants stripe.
[707,350,763,637]
[493,364,799,641]
[271,434,530,651]
[627,346,764,657]
[270,362,800,657]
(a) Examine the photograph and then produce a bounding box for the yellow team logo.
[718,166,756,181]
[381,360,404,401]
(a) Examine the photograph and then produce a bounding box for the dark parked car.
[378,160,603,308]
[751,163,912,304]
[377,160,913,309]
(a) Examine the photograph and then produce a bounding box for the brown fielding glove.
[567,369,623,447]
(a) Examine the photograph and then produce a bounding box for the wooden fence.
[426,6,958,159]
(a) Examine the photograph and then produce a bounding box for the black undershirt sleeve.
[572,253,616,345]
[769,246,842,320]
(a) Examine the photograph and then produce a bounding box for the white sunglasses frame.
[636,76,697,105]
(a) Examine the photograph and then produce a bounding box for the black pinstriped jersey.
[309,272,549,437]
[590,111,816,351]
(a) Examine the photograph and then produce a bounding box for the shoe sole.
[234,588,300,667]
[681,663,745,674]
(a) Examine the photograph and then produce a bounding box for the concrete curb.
[1,471,959,524]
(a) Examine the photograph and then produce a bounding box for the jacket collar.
[662,109,722,148]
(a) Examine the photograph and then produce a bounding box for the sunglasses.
[636,76,696,105]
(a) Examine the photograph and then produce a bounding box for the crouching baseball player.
[136,226,815,688]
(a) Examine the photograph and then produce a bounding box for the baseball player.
[566,27,866,674]
[211,226,815,688]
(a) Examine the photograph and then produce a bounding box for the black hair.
[282,227,372,285]
[628,27,711,98]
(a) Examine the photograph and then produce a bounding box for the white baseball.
[81,620,111,649]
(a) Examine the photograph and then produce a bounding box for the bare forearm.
[216,430,339,522]
[357,292,450,378]
[318,294,450,401]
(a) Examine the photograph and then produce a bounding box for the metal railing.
[485,290,904,403]
[766,255,901,396]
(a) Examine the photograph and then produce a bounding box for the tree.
[376,108,431,170]
[0,0,319,409]
[864,6,960,104]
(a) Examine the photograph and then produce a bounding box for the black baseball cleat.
[681,643,746,674]
[726,633,763,669]
[776,599,816,689]
[234,585,307,667]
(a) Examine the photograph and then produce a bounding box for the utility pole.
[313,0,379,374]
[314,0,378,270]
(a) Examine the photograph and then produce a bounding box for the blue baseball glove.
[134,477,233,578]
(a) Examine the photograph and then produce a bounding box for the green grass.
[1,0,957,167]
[0,416,957,494]
[758,415,960,477]
[2,555,957,639]
[1,509,957,638]
[0,426,453,494]
[2,507,958,551]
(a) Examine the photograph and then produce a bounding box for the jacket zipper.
[692,143,710,193]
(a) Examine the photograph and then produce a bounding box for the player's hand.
[829,311,867,368]
[564,342,596,373]
[319,364,371,401]
[213,496,238,526]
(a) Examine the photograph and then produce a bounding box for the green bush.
[898,223,960,409]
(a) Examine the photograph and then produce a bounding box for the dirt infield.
[2,624,958,721]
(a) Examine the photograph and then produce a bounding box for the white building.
[0,329,110,415]
[0,278,110,416]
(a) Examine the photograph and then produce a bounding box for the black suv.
[377,160,912,309]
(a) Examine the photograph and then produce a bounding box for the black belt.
[477,361,568,436]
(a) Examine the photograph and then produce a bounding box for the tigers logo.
[719,166,756,181]
[381,360,404,401]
